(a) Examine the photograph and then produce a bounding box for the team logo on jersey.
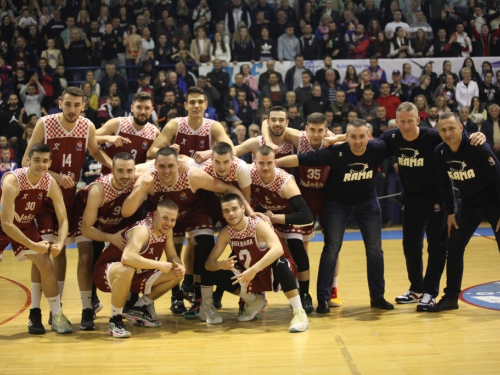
[38,192,43,200]
[142,141,148,149]
[76,141,83,151]
[447,160,475,181]
[398,148,424,167]
[434,204,441,213]
[180,192,187,200]
[199,139,205,148]
[343,163,373,182]
[488,157,496,166]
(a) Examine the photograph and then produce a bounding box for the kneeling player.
[205,194,309,333]
[93,199,185,338]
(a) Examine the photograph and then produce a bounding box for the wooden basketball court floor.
[1,226,499,375]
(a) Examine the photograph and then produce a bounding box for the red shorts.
[173,207,214,239]
[37,199,75,241]
[296,187,326,241]
[94,262,163,294]
[0,224,42,261]
[235,257,297,294]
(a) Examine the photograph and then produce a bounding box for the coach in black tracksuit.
[431,112,500,312]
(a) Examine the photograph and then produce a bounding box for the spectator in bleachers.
[455,22,472,57]
[423,63,438,91]
[468,96,487,126]
[480,71,500,106]
[323,21,345,59]
[36,57,54,110]
[341,64,359,105]
[358,0,380,29]
[0,93,21,143]
[356,70,380,101]
[408,74,432,105]
[232,25,255,63]
[158,88,186,130]
[435,95,451,115]
[300,2,318,31]
[26,25,40,54]
[100,63,127,101]
[315,13,332,41]
[414,94,429,119]
[255,96,272,124]
[140,27,154,63]
[76,9,90,32]
[420,106,439,128]
[371,106,389,137]
[437,60,459,86]
[287,105,305,130]
[64,28,91,82]
[295,70,313,107]
[321,69,341,104]
[401,62,419,88]
[254,26,277,61]
[225,0,252,35]
[277,23,300,61]
[82,81,98,111]
[11,48,30,70]
[175,61,197,94]
[356,88,378,123]
[197,75,220,108]
[20,74,45,118]
[409,11,433,42]
[231,72,255,106]
[479,103,500,152]
[259,71,287,106]
[166,71,185,104]
[384,9,411,39]
[258,59,282,90]
[124,24,142,84]
[252,0,275,25]
[364,56,387,89]
[412,28,431,57]
[60,16,83,45]
[458,105,478,133]
[101,22,119,67]
[459,57,482,82]
[405,0,421,25]
[390,69,410,103]
[207,58,229,113]
[190,26,211,65]
[389,26,414,58]
[235,90,253,127]
[284,55,310,91]
[300,23,322,60]
[377,82,401,120]
[481,61,495,83]
[338,9,356,35]
[250,10,267,42]
[303,83,328,118]
[12,36,37,69]
[330,90,353,129]
[432,27,460,57]
[456,67,479,110]
[346,24,369,59]
[0,15,15,46]
[211,32,231,63]
[41,38,63,70]
[284,91,299,111]
[433,73,457,112]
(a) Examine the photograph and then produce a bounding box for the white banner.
[199,57,500,87]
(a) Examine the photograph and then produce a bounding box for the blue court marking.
[460,281,500,311]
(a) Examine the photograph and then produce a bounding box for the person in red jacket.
[347,24,369,59]
[376,82,401,120]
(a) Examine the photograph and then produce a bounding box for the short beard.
[133,115,148,126]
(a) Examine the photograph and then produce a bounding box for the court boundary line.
[459,280,500,311]
[0,276,31,325]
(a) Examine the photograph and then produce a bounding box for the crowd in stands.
[1,0,500,224]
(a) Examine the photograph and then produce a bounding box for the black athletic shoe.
[301,293,314,315]
[80,308,96,330]
[316,299,331,314]
[426,296,459,312]
[170,296,187,316]
[28,308,46,334]
[370,297,395,310]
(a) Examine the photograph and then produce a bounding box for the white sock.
[289,295,302,310]
[58,281,65,299]
[201,286,213,302]
[240,286,257,302]
[80,290,93,310]
[47,295,61,315]
[31,283,42,309]
[111,304,123,317]
[134,296,154,307]
[332,277,339,288]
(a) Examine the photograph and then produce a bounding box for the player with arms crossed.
[205,194,309,332]
[93,199,185,337]
[147,86,234,163]
[22,87,112,320]
[0,143,71,334]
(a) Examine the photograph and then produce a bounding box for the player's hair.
[155,146,178,161]
[347,118,367,129]
[255,145,275,157]
[113,152,135,167]
[61,86,85,99]
[28,143,52,158]
[269,106,287,117]
[221,193,243,206]
[213,142,233,156]
[132,91,153,103]
[156,198,179,212]
[307,112,326,125]
[396,102,418,117]
[438,112,460,125]
[185,86,207,101]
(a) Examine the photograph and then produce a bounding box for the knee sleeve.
[272,257,297,293]
[204,269,239,293]
[193,235,215,277]
[287,239,309,272]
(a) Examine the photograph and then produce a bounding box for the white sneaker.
[107,316,131,338]
[416,293,436,311]
[237,294,266,322]
[51,310,72,334]
[289,307,309,333]
[395,290,422,304]
[199,298,223,325]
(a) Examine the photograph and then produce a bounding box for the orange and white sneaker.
[329,287,342,307]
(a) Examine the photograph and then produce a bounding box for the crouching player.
[205,194,309,332]
[93,199,185,338]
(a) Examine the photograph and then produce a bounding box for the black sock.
[183,274,194,288]
[194,282,201,300]
[214,286,224,300]
[299,280,310,295]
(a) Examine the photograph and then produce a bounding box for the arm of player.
[122,172,153,217]
[236,161,252,202]
[164,230,185,278]
[276,155,299,169]
[235,137,259,157]
[261,119,278,152]
[48,179,69,254]
[232,220,284,285]
[193,121,236,163]
[134,159,155,177]
[0,174,51,254]
[265,178,313,226]
[121,225,172,272]
[205,228,235,271]
[95,118,131,146]
[146,119,178,159]
[88,124,113,169]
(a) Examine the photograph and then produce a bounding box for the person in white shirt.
[18,8,38,29]
[455,23,472,58]
[456,67,479,110]
[385,9,411,39]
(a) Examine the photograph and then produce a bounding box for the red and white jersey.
[0,168,52,230]
[42,114,90,205]
[75,173,134,232]
[174,116,213,157]
[202,156,250,199]
[95,214,168,274]
[296,131,330,189]
[102,117,157,174]
[146,165,207,219]
[228,216,271,272]
[250,165,293,213]
[257,136,294,159]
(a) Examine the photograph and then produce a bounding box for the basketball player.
[21,87,113,321]
[96,92,159,175]
[147,86,234,163]
[251,145,315,314]
[0,143,71,334]
[93,199,185,338]
[204,194,309,332]
[122,146,253,318]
